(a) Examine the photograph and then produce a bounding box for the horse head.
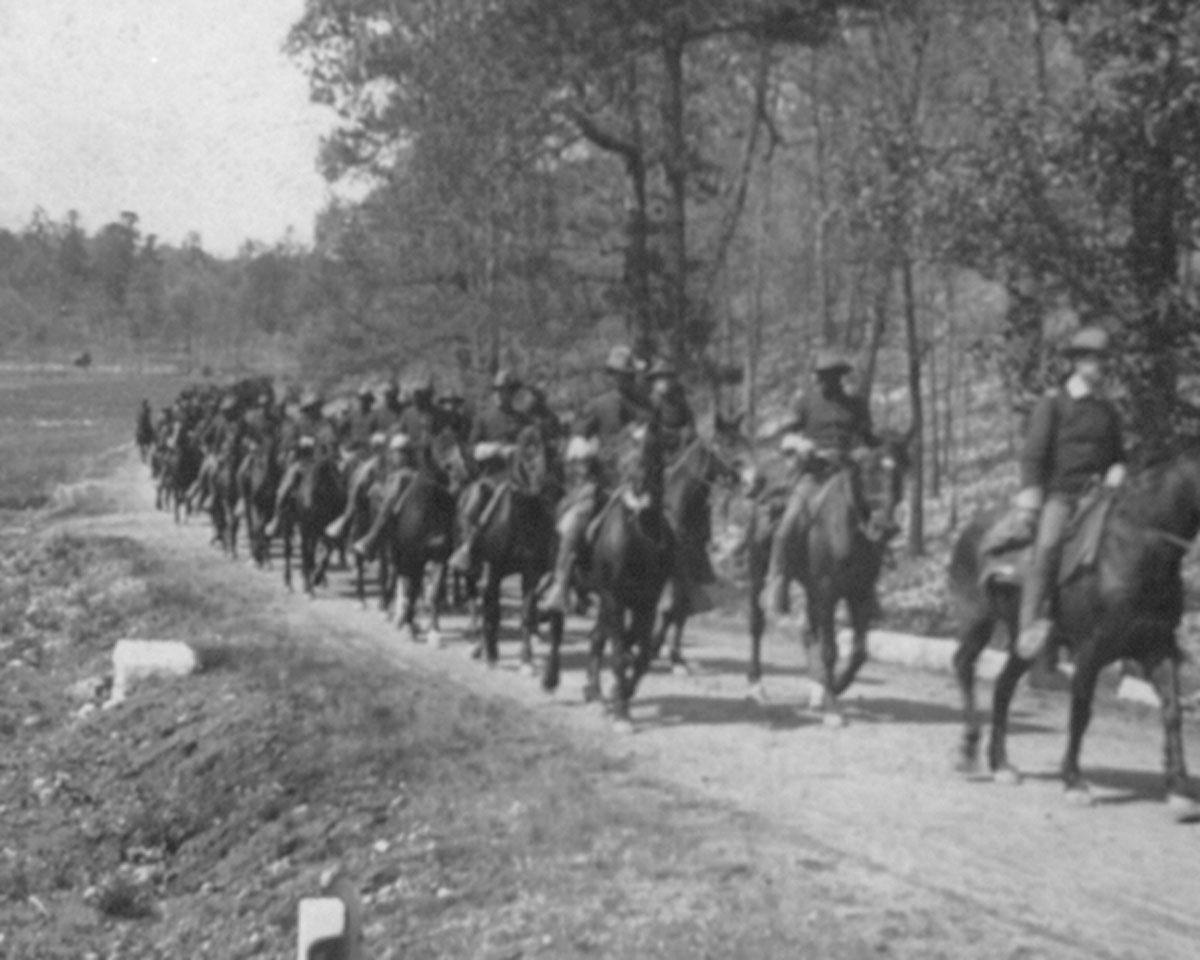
[619,421,666,513]
[856,429,910,542]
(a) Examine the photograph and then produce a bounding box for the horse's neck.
[1124,455,1200,541]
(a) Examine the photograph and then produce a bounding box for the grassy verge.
[1,524,866,959]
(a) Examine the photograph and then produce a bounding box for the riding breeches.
[1019,494,1075,632]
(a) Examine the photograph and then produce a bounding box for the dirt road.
[72,452,1200,959]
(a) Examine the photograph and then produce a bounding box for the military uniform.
[1015,326,1125,661]
[542,346,646,612]
[265,397,338,536]
[765,350,878,615]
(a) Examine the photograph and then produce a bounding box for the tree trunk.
[901,254,924,556]
[660,15,689,366]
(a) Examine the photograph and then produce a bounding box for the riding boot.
[351,473,401,560]
[448,529,477,573]
[1016,497,1070,661]
[264,463,302,538]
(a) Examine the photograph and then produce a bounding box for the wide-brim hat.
[358,382,375,398]
[814,348,853,375]
[1063,326,1111,357]
[493,369,520,390]
[647,359,678,380]
[299,390,322,411]
[604,345,635,375]
[220,395,238,412]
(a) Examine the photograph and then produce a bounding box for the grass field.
[0,366,190,509]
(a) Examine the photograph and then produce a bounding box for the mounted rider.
[342,372,447,551]
[764,348,881,615]
[1014,326,1126,662]
[542,345,650,614]
[645,359,696,458]
[264,390,338,537]
[341,382,382,456]
[447,368,532,572]
[188,393,243,510]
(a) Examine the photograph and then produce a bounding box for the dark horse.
[746,436,907,724]
[162,428,203,525]
[379,473,457,646]
[280,457,346,596]
[468,427,559,669]
[654,434,743,672]
[209,443,243,558]
[544,421,675,730]
[948,450,1200,817]
[238,433,281,566]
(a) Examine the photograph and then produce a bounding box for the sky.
[0,0,339,255]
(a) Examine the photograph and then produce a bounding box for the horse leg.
[542,610,565,693]
[952,609,995,774]
[583,598,610,704]
[610,604,635,729]
[398,572,419,643]
[482,566,502,667]
[805,588,841,725]
[422,560,445,648]
[282,523,294,592]
[630,603,662,693]
[987,651,1032,782]
[833,594,871,696]
[1145,652,1200,818]
[312,535,334,587]
[518,570,538,676]
[747,540,768,700]
[1060,649,1104,803]
[300,526,316,597]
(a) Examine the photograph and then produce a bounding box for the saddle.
[979,486,1116,589]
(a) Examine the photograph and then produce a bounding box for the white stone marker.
[105,639,198,707]
[297,897,349,959]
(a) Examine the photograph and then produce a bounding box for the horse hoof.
[953,754,980,776]
[469,643,483,661]
[671,661,692,678]
[746,681,768,705]
[401,625,418,644]
[612,717,634,735]
[822,712,845,729]
[992,765,1023,786]
[520,660,537,678]
[1064,785,1093,807]
[1166,793,1200,823]
[426,630,443,650]
[582,685,600,704]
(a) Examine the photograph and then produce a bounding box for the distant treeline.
[0,208,316,371]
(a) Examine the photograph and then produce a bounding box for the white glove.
[1013,486,1043,511]
[781,433,814,457]
[1102,463,1127,488]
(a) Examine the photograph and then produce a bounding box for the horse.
[238,433,282,566]
[948,449,1200,817]
[162,428,203,525]
[467,426,559,669]
[653,433,743,672]
[544,421,675,730]
[745,434,908,724]
[378,473,457,645]
[280,457,346,596]
[208,441,245,558]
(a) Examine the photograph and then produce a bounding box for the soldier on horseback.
[188,393,242,511]
[342,383,382,456]
[645,359,696,457]
[764,348,882,615]
[265,390,337,537]
[1014,326,1126,662]
[343,372,448,552]
[541,346,648,614]
[447,368,531,572]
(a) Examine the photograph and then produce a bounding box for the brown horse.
[653,433,743,672]
[280,457,346,596]
[549,421,674,729]
[746,435,908,724]
[238,433,282,566]
[467,427,559,669]
[378,473,456,645]
[948,449,1200,817]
